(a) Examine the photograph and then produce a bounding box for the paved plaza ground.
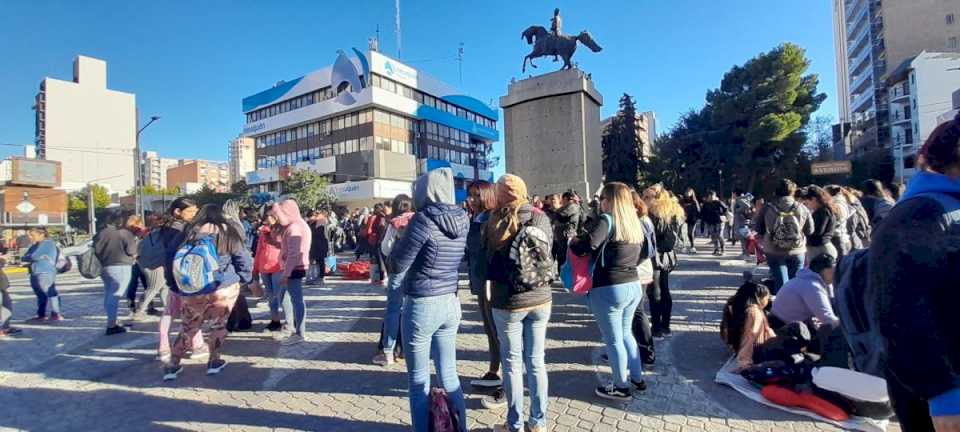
[0,240,901,432]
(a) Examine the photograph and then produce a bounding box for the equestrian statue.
[521,8,602,73]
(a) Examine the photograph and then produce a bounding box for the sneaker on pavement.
[652,331,665,340]
[481,388,508,409]
[470,372,502,388]
[265,320,283,332]
[48,313,64,322]
[595,384,632,402]
[25,316,46,323]
[163,364,183,381]
[372,352,395,366]
[0,327,23,337]
[105,326,127,336]
[281,334,305,346]
[630,378,648,392]
[663,328,673,337]
[146,306,162,317]
[206,359,228,375]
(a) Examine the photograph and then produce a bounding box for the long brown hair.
[483,174,528,252]
[468,180,497,214]
[802,185,840,216]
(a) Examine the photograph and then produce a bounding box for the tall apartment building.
[834,0,960,158]
[34,56,136,193]
[141,151,178,190]
[167,159,230,193]
[228,136,256,185]
[601,111,657,162]
[886,52,960,181]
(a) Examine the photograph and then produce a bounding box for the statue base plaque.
[500,68,604,199]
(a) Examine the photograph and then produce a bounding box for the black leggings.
[648,269,672,333]
[477,293,501,374]
[631,287,656,364]
[686,221,697,247]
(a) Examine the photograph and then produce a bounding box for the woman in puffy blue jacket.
[21,227,62,321]
[389,168,469,432]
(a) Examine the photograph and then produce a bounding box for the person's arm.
[803,283,840,328]
[282,231,304,279]
[872,198,960,402]
[231,247,254,285]
[124,231,140,258]
[569,215,610,256]
[389,213,429,274]
[735,307,763,370]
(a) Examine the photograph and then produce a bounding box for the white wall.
[42,56,136,194]
[914,53,960,144]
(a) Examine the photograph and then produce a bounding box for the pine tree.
[602,93,643,187]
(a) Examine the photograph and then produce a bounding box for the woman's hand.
[934,416,960,432]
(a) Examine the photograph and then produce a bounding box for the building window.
[948,14,955,25]
[949,37,959,49]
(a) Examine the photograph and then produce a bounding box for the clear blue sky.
[0,0,838,176]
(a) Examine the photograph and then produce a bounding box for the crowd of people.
[3,116,960,432]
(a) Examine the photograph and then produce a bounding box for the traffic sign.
[811,161,851,176]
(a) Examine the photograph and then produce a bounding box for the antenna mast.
[395,0,401,59]
[457,43,464,86]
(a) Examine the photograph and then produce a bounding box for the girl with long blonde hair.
[642,184,686,338]
[570,182,647,401]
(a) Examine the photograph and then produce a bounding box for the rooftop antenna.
[371,25,381,52]
[457,42,464,86]
[395,0,401,59]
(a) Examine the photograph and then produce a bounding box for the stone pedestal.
[500,69,603,199]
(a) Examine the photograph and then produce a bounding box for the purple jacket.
[273,200,312,278]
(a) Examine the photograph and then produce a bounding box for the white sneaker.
[372,352,395,366]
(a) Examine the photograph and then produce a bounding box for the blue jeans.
[767,254,803,295]
[30,273,60,317]
[101,265,132,326]
[402,293,466,432]
[381,270,407,352]
[261,272,283,320]
[278,277,306,335]
[493,304,551,431]
[588,281,644,387]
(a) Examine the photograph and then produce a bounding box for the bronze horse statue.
[521,26,602,73]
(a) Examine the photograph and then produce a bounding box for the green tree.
[140,185,180,195]
[601,93,643,187]
[803,115,835,162]
[283,169,337,210]
[230,179,251,194]
[67,184,112,233]
[650,43,826,196]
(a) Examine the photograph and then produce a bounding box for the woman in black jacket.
[870,115,960,432]
[681,189,700,254]
[571,182,647,402]
[800,186,839,265]
[464,181,503,390]
[643,185,686,338]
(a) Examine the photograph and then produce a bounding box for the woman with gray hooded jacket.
[389,168,468,432]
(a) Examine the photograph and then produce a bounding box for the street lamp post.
[135,114,161,220]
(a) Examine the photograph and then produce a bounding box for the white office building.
[242,47,498,208]
[886,51,960,181]
[34,55,136,193]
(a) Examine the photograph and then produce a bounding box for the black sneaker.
[652,331,665,340]
[471,372,503,388]
[595,384,632,401]
[599,353,608,363]
[163,364,183,381]
[206,359,228,375]
[663,329,673,337]
[105,326,127,336]
[630,378,648,392]
[266,321,282,332]
[481,388,508,409]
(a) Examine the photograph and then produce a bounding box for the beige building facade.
[167,159,229,193]
[141,151,178,190]
[35,56,136,193]
[228,136,255,185]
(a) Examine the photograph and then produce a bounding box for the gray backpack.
[769,203,805,251]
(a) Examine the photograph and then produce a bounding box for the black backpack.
[508,218,557,294]
[77,246,101,279]
[656,217,683,253]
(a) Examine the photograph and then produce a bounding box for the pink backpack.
[430,387,460,432]
[559,214,613,296]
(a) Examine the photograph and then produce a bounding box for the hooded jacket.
[254,225,283,274]
[754,196,814,256]
[485,204,554,310]
[870,170,960,408]
[770,268,838,328]
[389,168,468,298]
[273,200,312,279]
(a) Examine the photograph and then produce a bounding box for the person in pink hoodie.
[272,198,312,345]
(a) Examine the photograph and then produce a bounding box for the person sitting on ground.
[721,281,811,372]
[770,253,839,330]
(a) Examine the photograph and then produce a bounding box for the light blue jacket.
[21,239,58,275]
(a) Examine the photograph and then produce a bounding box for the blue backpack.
[172,236,223,296]
[835,191,960,377]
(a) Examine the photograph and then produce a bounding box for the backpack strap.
[596,213,614,268]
